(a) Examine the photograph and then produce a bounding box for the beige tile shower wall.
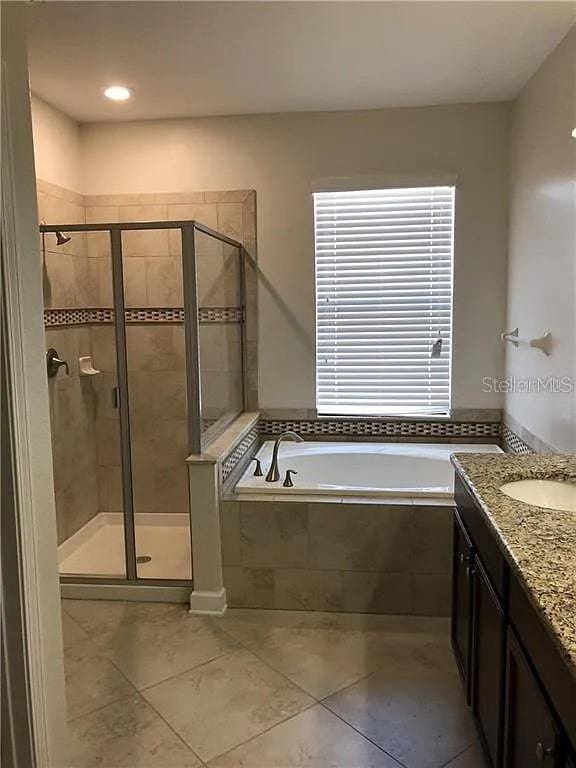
[45,327,100,544]
[86,190,257,515]
[221,500,452,615]
[38,181,100,543]
[38,180,95,309]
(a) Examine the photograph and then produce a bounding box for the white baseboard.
[189,587,227,616]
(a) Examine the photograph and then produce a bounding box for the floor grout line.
[437,741,478,767]
[68,609,315,765]
[208,618,323,702]
[63,601,477,768]
[141,690,209,766]
[137,647,237,693]
[213,614,449,705]
[66,691,136,726]
[64,625,207,766]
[65,602,239,694]
[317,702,408,768]
[208,617,430,768]
[201,701,320,766]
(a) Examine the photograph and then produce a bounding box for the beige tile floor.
[62,600,485,768]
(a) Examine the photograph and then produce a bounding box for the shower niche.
[40,188,254,592]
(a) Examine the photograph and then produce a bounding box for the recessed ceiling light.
[572,128,576,139]
[103,85,132,102]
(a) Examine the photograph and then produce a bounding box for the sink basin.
[500,479,576,512]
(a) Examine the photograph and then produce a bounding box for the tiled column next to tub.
[187,413,260,613]
[39,180,100,543]
[220,500,452,615]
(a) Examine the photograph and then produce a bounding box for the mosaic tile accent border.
[258,418,501,440]
[200,307,244,324]
[221,426,260,484]
[44,308,112,326]
[501,424,534,454]
[44,306,243,328]
[126,307,184,323]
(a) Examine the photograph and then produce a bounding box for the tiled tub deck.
[220,499,452,615]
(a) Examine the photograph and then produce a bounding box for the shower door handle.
[112,386,119,409]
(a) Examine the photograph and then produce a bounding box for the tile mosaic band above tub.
[501,423,534,455]
[258,418,500,440]
[44,306,244,327]
[221,426,260,484]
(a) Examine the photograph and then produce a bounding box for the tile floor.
[62,600,485,768]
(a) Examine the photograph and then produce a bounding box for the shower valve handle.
[46,348,69,378]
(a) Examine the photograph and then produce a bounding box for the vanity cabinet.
[471,557,505,767]
[504,630,559,768]
[451,511,473,698]
[452,475,576,768]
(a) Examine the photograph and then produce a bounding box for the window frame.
[313,183,456,419]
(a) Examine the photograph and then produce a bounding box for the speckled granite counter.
[450,453,576,680]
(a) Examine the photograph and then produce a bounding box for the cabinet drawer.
[455,476,506,600]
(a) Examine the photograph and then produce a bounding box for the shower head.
[39,221,72,247]
[55,231,71,246]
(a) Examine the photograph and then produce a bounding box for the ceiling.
[27,1,575,123]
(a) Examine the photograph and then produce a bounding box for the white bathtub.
[235,441,502,501]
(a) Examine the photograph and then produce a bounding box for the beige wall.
[506,27,576,452]
[78,103,510,412]
[31,96,82,192]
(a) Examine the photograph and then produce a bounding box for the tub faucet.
[265,431,303,482]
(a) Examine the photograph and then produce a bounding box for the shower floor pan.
[58,512,192,581]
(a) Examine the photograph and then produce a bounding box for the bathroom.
[2,2,575,767]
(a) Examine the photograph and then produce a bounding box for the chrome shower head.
[55,231,71,246]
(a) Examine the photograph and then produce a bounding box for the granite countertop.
[450,452,576,681]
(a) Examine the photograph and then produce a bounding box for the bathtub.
[235,441,502,501]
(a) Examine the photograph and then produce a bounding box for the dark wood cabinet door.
[451,510,474,700]
[504,630,559,768]
[472,556,505,768]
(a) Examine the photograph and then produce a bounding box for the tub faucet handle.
[283,469,298,488]
[251,457,263,477]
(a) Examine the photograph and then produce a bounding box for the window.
[314,185,454,416]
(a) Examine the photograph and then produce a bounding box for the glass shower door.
[121,226,192,581]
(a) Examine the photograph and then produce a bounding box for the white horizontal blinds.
[315,186,454,416]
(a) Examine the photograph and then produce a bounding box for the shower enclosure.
[40,218,246,592]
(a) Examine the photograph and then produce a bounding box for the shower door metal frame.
[109,228,137,580]
[40,220,245,587]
